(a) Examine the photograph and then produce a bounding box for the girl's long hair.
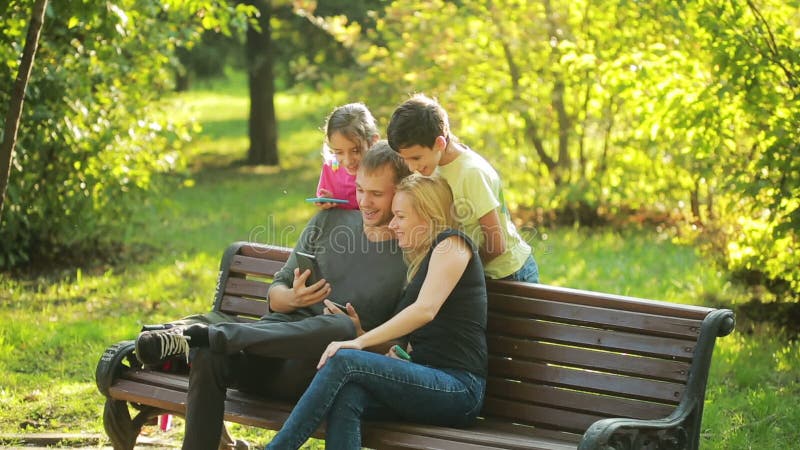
[322,103,379,162]
[396,174,458,281]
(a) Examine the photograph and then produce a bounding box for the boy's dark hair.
[360,140,412,185]
[387,94,450,151]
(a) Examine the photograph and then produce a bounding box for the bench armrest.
[96,340,138,397]
[578,309,735,450]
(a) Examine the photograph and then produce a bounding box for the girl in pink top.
[315,103,380,210]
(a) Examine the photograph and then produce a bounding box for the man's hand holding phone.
[323,299,348,312]
[323,299,365,336]
[290,267,330,308]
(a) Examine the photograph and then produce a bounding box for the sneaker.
[135,327,191,365]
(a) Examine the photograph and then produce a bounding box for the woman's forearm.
[355,303,435,349]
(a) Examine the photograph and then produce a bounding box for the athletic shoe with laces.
[135,327,191,365]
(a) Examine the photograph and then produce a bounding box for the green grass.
[1,75,798,449]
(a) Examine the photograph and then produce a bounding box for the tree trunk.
[487,6,557,180]
[0,0,48,221]
[690,179,702,225]
[543,0,572,186]
[245,0,279,166]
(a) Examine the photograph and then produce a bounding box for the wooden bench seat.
[96,241,735,449]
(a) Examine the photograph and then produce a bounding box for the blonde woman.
[266,174,488,449]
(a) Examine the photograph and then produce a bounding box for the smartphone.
[295,251,323,285]
[326,300,347,311]
[392,344,412,361]
[306,197,349,204]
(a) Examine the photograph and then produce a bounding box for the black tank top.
[399,229,488,378]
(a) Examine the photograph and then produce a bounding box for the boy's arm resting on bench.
[478,209,506,264]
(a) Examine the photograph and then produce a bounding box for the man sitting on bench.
[133,142,411,450]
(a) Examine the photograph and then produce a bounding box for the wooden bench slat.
[488,357,684,404]
[374,420,581,450]
[224,277,270,299]
[362,429,513,450]
[122,369,188,389]
[109,379,188,413]
[219,295,270,318]
[120,367,674,430]
[475,420,583,446]
[112,376,580,449]
[488,293,703,340]
[488,314,696,360]
[486,281,713,320]
[482,396,606,434]
[229,255,285,278]
[238,244,291,263]
[486,335,691,382]
[486,378,674,420]
[109,379,296,432]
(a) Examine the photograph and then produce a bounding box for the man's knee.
[189,348,238,387]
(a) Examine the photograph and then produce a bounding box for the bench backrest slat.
[486,378,675,419]
[486,335,690,382]
[490,293,702,340]
[229,254,287,278]
[219,295,269,319]
[489,314,697,361]
[483,397,607,434]
[487,281,714,319]
[224,277,270,299]
[488,357,684,403]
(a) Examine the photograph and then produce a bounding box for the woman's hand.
[290,268,330,308]
[323,300,365,336]
[318,339,363,368]
[387,345,410,361]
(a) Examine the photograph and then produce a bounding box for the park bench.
[96,241,735,450]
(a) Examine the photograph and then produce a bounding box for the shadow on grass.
[200,117,247,141]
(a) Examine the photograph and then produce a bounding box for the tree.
[329,0,800,299]
[0,0,47,221]
[184,0,388,166]
[245,0,279,165]
[0,0,253,266]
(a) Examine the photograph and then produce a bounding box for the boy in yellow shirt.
[387,94,539,282]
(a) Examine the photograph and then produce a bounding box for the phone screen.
[327,300,347,310]
[306,197,349,204]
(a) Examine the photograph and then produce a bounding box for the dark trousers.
[181,312,356,450]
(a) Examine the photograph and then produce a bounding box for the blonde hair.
[395,173,458,281]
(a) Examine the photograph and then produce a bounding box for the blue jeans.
[265,349,486,450]
[503,254,539,283]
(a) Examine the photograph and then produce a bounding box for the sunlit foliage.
[328,0,799,300]
[0,0,255,266]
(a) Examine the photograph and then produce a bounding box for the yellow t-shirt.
[437,147,531,279]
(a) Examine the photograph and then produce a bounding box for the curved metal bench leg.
[103,399,162,450]
[220,423,251,450]
[103,399,138,450]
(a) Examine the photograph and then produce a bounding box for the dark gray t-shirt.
[269,209,407,331]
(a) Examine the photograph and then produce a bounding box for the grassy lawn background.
[1,73,798,448]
